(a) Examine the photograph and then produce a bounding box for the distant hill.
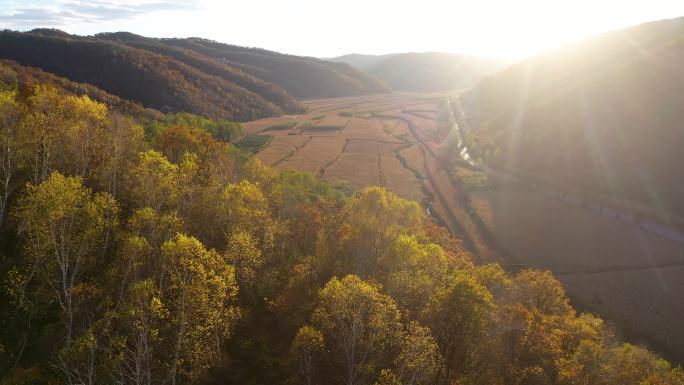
[97,32,305,115]
[0,30,389,121]
[328,53,399,71]
[460,17,684,219]
[157,38,390,99]
[330,52,507,92]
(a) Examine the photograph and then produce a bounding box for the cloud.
[0,0,199,29]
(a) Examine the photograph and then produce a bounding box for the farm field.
[244,93,486,251]
[324,153,380,189]
[276,137,346,174]
[256,135,310,165]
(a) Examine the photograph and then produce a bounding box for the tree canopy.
[0,85,681,385]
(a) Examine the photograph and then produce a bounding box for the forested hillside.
[460,17,684,220]
[331,52,506,92]
[0,80,682,385]
[95,32,304,114]
[158,37,391,98]
[0,29,388,122]
[0,59,162,121]
[0,29,292,121]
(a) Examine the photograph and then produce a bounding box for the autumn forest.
[0,80,681,385]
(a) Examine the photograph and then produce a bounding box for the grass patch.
[453,170,490,191]
[235,135,272,154]
[312,114,326,121]
[301,125,341,132]
[338,111,355,117]
[265,121,297,131]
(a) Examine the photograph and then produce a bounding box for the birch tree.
[313,275,401,385]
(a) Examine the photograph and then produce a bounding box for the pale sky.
[1,0,683,60]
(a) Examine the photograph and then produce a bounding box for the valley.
[245,92,684,362]
[2,9,684,384]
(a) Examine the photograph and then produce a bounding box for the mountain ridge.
[0,29,390,121]
[460,16,684,219]
[330,51,507,92]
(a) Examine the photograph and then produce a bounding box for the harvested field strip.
[276,137,346,174]
[379,141,405,155]
[319,149,346,177]
[319,99,422,113]
[345,139,380,154]
[261,121,297,132]
[298,119,350,135]
[343,119,383,136]
[314,115,350,127]
[302,125,344,134]
[403,110,437,120]
[242,117,297,135]
[271,136,313,167]
[353,101,436,114]
[324,153,380,189]
[304,95,399,108]
[381,154,422,202]
[256,135,310,166]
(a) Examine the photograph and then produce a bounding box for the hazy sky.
[1,0,684,60]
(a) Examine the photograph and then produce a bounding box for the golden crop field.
[256,135,310,166]
[324,153,380,189]
[380,155,422,202]
[246,94,509,264]
[276,136,346,174]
